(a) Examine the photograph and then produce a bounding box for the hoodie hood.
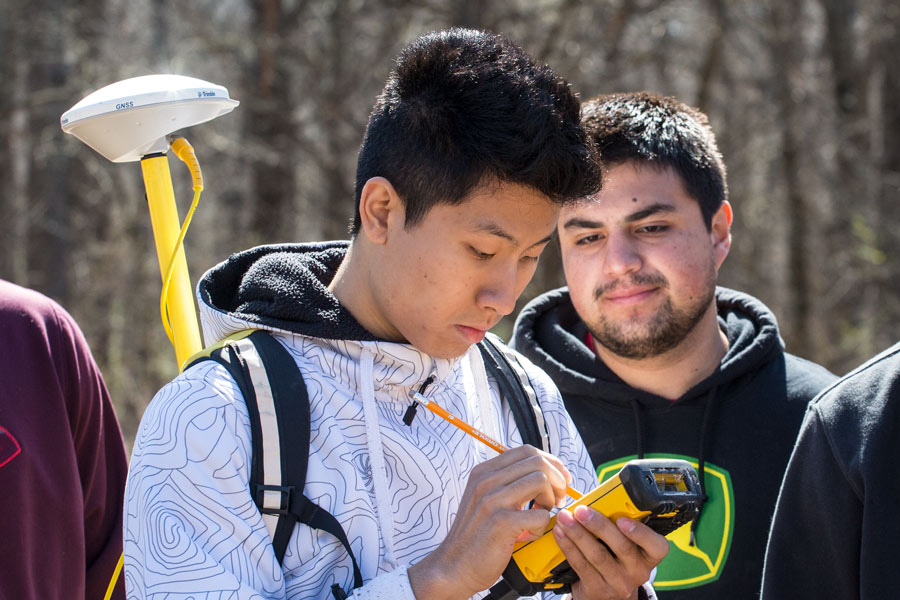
[510,286,784,407]
[197,241,381,345]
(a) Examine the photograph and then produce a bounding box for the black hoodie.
[511,286,836,600]
[761,342,900,600]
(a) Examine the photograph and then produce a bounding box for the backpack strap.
[478,333,550,452]
[187,331,363,593]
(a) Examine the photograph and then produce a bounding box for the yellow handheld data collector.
[485,458,703,600]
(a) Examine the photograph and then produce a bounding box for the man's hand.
[408,445,573,600]
[554,506,669,599]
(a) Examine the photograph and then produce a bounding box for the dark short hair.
[581,92,727,228]
[351,28,600,234]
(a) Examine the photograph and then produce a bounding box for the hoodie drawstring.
[630,398,646,459]
[402,376,434,426]
[631,387,717,547]
[359,348,398,569]
[467,345,502,455]
[690,387,718,546]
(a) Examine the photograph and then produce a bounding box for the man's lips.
[603,287,658,304]
[456,325,489,343]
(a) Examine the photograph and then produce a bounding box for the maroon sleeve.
[51,303,128,600]
[0,280,127,600]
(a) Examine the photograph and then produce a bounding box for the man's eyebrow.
[561,202,677,230]
[624,202,676,223]
[562,217,602,230]
[474,222,554,249]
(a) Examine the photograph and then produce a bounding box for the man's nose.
[603,233,642,277]
[476,266,519,317]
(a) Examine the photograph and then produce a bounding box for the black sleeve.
[759,405,861,599]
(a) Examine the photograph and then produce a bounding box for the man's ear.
[357,177,404,245]
[711,201,733,269]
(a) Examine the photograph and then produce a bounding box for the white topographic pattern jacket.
[124,295,599,599]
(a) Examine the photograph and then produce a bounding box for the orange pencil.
[408,390,582,500]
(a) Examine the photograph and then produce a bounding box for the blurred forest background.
[2,0,899,445]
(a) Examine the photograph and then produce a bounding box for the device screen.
[653,469,690,493]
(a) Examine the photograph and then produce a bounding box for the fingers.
[554,510,620,591]
[500,505,554,540]
[614,516,670,564]
[474,444,571,482]
[571,507,645,566]
[454,445,572,547]
[569,507,668,564]
[515,501,558,542]
[421,447,578,598]
[471,445,572,509]
[476,444,571,482]
[497,468,564,510]
[553,507,669,599]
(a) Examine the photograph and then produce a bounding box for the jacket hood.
[197,241,380,345]
[510,286,784,406]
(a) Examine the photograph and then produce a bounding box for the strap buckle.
[255,484,295,517]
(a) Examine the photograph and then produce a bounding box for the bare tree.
[3,0,899,440]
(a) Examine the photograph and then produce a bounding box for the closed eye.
[469,246,494,260]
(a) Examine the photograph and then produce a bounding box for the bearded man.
[511,92,836,600]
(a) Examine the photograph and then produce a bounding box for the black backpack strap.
[231,332,308,559]
[186,333,264,489]
[478,333,550,452]
[186,330,363,592]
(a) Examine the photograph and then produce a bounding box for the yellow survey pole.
[140,153,202,367]
[61,74,238,370]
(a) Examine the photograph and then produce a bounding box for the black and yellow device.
[485,459,703,600]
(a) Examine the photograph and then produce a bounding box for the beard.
[586,269,717,360]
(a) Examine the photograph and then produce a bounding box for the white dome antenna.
[61,75,240,368]
[61,74,238,163]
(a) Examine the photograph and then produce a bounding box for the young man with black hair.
[761,341,900,599]
[124,31,667,599]
[510,92,836,599]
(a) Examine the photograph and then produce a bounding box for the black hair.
[351,28,600,234]
[581,92,727,228]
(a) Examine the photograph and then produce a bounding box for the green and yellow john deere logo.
[596,454,734,590]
